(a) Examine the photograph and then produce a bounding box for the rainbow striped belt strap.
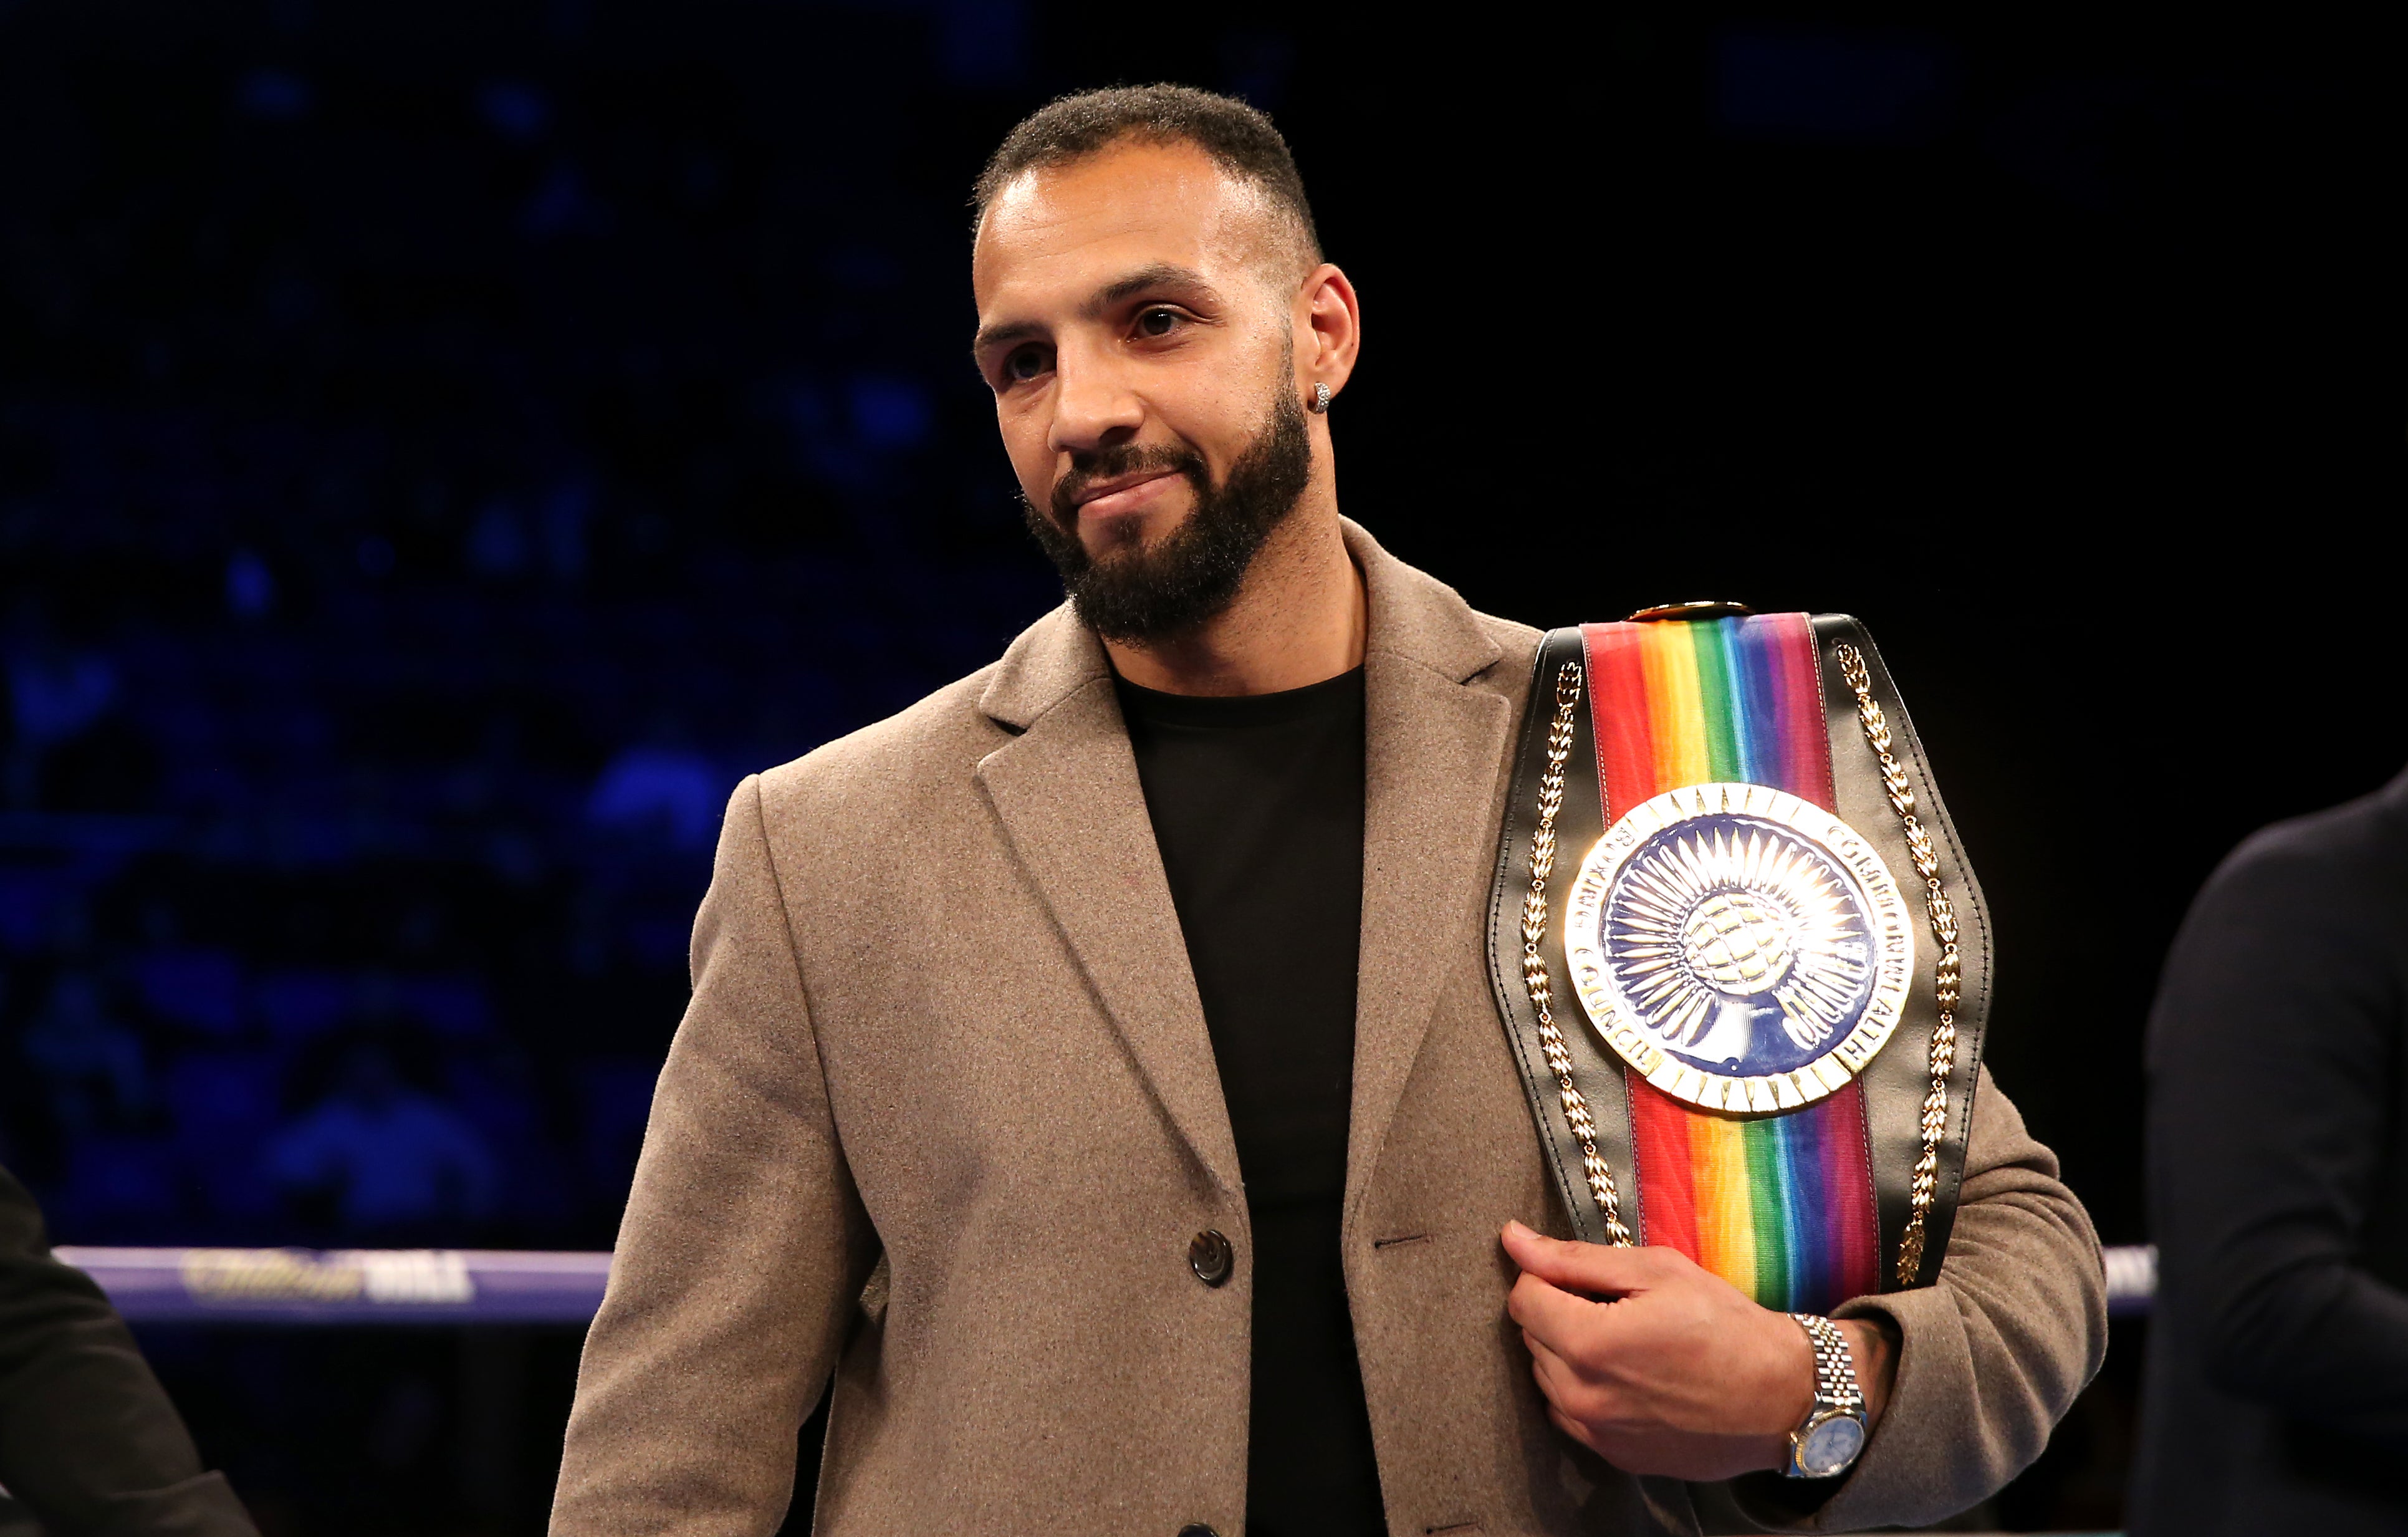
[1485,610,1992,1313]
[1586,613,1878,1311]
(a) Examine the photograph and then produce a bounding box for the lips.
[1070,468,1181,519]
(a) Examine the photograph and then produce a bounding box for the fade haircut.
[972,85,1323,274]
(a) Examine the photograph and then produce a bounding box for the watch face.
[1799,1413,1866,1478]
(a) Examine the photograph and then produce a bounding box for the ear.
[1294,263,1361,406]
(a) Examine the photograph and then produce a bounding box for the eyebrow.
[971,262,1220,355]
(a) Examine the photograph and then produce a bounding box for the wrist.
[1745,1307,1821,1473]
[1782,1314,1870,1480]
[1752,1312,1897,1475]
[1833,1316,1897,1431]
[1767,1307,1818,1428]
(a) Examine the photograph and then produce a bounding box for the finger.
[1547,1401,1606,1455]
[1502,1221,1687,1296]
[1507,1270,1624,1358]
[1527,1336,1609,1454]
[1522,1327,1571,1393]
[1522,1339,1618,1435]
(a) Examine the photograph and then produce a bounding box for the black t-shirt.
[1116,667,1386,1537]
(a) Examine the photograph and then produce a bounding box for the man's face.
[972,140,1312,639]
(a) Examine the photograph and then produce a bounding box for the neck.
[1102,499,1366,697]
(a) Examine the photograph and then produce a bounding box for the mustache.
[1048,444,1207,524]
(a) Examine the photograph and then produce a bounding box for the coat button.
[1187,1229,1234,1287]
[1177,1526,1219,1537]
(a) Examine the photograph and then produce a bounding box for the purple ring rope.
[55,1246,613,1325]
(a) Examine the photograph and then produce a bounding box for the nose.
[1046,342,1144,457]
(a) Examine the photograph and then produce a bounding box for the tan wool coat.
[550,522,2107,1537]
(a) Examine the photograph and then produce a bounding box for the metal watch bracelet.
[1784,1313,1869,1480]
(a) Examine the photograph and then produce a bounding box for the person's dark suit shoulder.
[2192,779,2408,940]
[0,1166,259,1537]
[2132,770,2408,1536]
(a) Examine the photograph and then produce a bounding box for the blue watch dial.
[1799,1413,1866,1477]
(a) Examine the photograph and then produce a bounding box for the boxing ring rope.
[54,1246,612,1325]
[56,1244,2161,1324]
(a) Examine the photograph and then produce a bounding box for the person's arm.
[550,774,878,1535]
[1782,1069,2106,1529]
[2147,829,2408,1440]
[0,1166,261,1536]
[1507,1067,2105,1531]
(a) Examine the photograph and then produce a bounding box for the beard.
[1019,382,1312,643]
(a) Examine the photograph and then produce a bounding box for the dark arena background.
[1,4,2401,1533]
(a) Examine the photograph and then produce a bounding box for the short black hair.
[972,84,1322,266]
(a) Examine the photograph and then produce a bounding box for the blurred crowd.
[0,0,1055,1256]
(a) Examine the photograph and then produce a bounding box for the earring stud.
[1308,382,1332,414]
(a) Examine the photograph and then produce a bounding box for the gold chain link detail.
[1521,661,1634,1245]
[1833,643,1959,1287]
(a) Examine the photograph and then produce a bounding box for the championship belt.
[1484,607,1990,1311]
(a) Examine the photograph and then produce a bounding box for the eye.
[1136,307,1181,338]
[1003,344,1050,383]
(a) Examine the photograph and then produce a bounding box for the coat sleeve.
[0,1165,260,1537]
[550,775,878,1537]
[2144,827,2408,1440]
[1734,1066,2108,1531]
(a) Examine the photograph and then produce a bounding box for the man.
[2132,770,2408,1535]
[0,1164,260,1536]
[551,86,2103,1536]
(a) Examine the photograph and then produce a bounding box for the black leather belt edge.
[1482,617,1992,1289]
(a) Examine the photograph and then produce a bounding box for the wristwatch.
[1783,1313,1868,1480]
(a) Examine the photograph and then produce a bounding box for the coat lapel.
[1342,524,1514,1218]
[973,610,1242,1196]
[969,525,1515,1212]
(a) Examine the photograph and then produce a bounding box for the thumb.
[1501,1220,1675,1297]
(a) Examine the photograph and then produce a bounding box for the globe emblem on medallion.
[1562,783,1915,1114]
[1683,889,1796,995]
